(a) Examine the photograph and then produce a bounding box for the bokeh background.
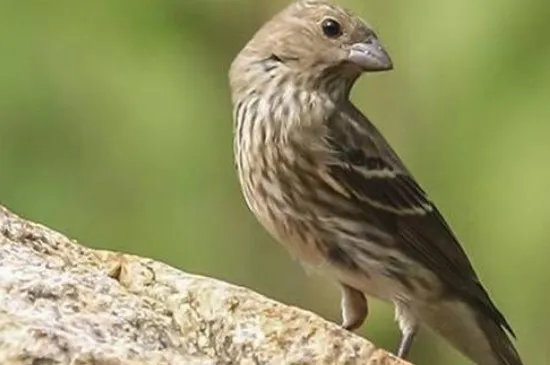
[0,0,548,364]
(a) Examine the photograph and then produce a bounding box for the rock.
[0,205,408,365]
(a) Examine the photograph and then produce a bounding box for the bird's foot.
[394,301,419,359]
[340,284,368,331]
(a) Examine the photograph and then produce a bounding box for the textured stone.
[0,205,409,365]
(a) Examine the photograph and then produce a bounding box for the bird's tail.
[421,300,522,365]
[475,311,523,365]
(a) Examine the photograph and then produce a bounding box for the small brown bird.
[229,1,522,364]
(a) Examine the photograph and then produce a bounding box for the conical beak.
[348,36,393,72]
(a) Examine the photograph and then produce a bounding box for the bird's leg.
[340,283,368,331]
[394,302,419,359]
[396,327,417,359]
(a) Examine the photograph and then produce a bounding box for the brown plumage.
[229,1,522,364]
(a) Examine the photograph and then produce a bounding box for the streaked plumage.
[229,1,522,364]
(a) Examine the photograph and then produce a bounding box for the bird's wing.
[323,106,514,336]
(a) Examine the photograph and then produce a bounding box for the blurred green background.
[0,0,547,364]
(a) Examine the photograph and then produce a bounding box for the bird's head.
[230,0,393,101]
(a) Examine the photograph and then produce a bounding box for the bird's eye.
[321,18,342,38]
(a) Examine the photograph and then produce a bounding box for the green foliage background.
[0,0,547,364]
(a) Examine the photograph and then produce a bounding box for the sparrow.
[229,1,522,364]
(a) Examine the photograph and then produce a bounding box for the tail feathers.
[477,312,523,365]
[421,300,522,365]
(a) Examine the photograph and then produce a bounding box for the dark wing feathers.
[330,157,433,215]
[325,109,515,337]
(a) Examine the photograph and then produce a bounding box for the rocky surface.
[0,205,408,365]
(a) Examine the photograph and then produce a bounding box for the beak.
[348,36,393,72]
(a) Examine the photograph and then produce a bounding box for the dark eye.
[321,18,342,38]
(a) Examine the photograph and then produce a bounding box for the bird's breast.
[235,117,336,264]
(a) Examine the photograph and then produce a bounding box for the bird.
[228,1,522,364]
